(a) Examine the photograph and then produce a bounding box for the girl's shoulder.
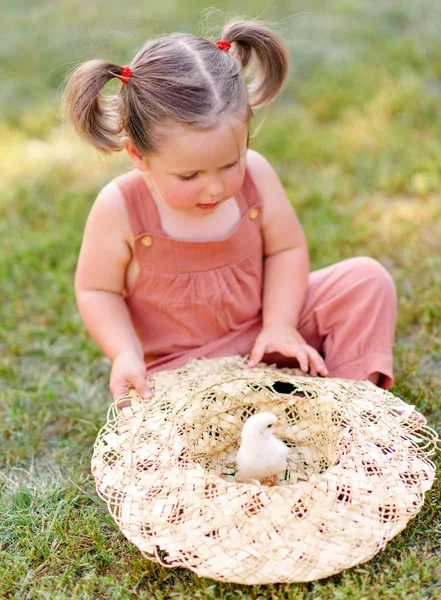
[85,180,133,246]
[94,179,125,208]
[246,148,273,175]
[245,152,305,256]
[245,149,293,217]
[246,148,273,185]
[246,150,284,198]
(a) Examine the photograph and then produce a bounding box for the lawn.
[1,0,440,598]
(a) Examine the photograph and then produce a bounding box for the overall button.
[249,207,259,220]
[141,235,153,247]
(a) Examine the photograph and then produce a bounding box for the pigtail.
[63,24,289,155]
[221,20,289,108]
[63,59,127,153]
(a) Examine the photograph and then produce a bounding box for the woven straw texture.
[92,356,438,584]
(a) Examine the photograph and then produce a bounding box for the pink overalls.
[115,169,396,388]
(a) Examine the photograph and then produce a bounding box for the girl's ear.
[123,137,149,172]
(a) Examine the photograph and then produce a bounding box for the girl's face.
[127,120,248,215]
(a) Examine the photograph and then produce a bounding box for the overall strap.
[238,168,262,212]
[113,170,161,236]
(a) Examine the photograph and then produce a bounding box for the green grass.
[1,0,440,597]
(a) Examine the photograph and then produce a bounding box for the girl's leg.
[297,257,397,389]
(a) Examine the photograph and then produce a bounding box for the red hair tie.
[117,66,132,83]
[215,40,231,52]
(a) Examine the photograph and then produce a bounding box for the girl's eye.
[178,160,238,181]
[224,160,239,169]
[179,173,198,181]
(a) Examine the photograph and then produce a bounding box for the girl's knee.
[347,256,396,299]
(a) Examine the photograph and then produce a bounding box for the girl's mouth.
[196,202,219,210]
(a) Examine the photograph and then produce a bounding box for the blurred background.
[1,1,441,597]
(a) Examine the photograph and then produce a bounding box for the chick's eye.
[267,423,272,428]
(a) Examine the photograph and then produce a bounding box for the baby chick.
[236,412,289,485]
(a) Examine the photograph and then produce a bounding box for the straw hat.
[92,356,438,584]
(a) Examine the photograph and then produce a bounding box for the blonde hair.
[63,20,289,154]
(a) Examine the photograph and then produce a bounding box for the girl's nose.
[205,175,224,198]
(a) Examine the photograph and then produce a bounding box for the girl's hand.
[110,350,152,407]
[248,324,329,377]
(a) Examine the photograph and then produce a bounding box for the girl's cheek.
[166,180,199,209]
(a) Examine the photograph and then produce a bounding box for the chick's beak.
[274,420,283,428]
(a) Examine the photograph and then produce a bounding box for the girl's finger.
[287,346,308,372]
[305,347,328,376]
[111,374,152,408]
[248,340,266,368]
[111,381,130,407]
[117,397,132,409]
[111,381,126,399]
[138,384,152,399]
[309,363,318,377]
[130,372,152,399]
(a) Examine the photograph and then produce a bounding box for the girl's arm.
[75,183,152,400]
[246,150,328,376]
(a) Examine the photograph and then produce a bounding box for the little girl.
[64,20,397,402]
